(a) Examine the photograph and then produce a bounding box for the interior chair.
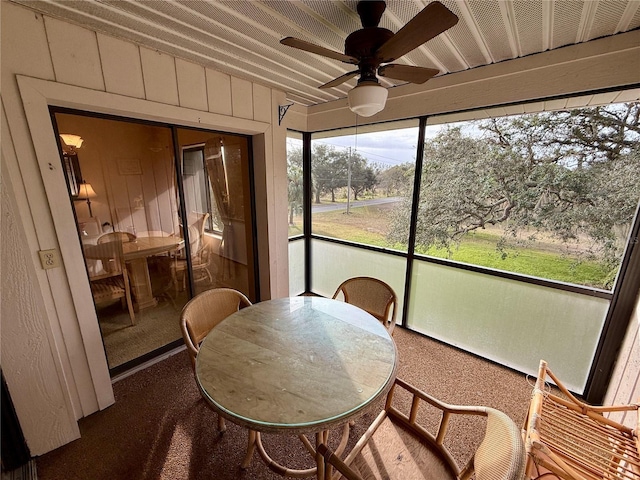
[332,276,398,335]
[96,231,136,275]
[136,230,174,238]
[318,377,526,480]
[97,231,137,244]
[86,240,135,325]
[170,212,213,294]
[523,359,639,480]
[180,287,252,432]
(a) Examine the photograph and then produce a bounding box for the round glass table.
[195,296,397,479]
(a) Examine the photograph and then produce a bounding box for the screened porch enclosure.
[288,98,640,401]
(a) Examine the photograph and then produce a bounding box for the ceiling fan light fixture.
[348,81,388,117]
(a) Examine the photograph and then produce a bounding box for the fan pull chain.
[354,114,358,153]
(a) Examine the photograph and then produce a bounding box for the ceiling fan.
[280,0,459,117]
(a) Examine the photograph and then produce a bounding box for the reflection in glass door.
[176,128,255,299]
[53,111,256,375]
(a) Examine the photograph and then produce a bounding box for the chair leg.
[122,270,136,326]
[205,267,213,284]
[169,266,182,295]
[218,415,226,433]
[124,290,135,326]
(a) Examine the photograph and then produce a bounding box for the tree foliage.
[287,146,303,225]
[348,154,377,200]
[389,103,640,274]
[310,144,377,203]
[377,162,415,196]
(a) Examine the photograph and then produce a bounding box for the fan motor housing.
[345,28,393,61]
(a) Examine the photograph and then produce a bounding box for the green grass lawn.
[288,204,612,289]
[419,231,611,288]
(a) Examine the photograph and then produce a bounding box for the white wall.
[1,0,289,455]
[605,292,640,428]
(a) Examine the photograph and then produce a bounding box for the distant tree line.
[286,143,380,223]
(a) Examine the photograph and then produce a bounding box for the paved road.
[312,196,401,213]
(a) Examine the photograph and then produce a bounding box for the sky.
[316,127,420,167]
[287,122,483,168]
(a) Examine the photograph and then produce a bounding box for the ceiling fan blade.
[319,70,360,89]
[378,64,439,84]
[280,37,359,65]
[375,1,459,63]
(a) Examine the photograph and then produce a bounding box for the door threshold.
[111,345,186,384]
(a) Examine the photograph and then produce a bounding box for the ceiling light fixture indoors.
[59,134,84,150]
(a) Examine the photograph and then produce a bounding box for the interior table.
[122,236,184,309]
[195,296,398,479]
[84,236,183,310]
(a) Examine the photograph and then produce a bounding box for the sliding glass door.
[53,111,256,374]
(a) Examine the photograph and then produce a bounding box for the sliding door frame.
[18,75,270,416]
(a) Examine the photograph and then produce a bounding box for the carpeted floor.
[35,327,535,480]
[98,296,185,369]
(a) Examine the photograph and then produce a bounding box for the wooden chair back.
[183,212,209,257]
[523,360,639,480]
[97,231,136,244]
[86,240,135,325]
[170,213,213,292]
[332,276,397,335]
[180,288,251,370]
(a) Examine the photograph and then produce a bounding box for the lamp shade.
[59,134,84,149]
[348,81,388,117]
[77,182,96,199]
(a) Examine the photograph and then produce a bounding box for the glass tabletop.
[195,296,397,434]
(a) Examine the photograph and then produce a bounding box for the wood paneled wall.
[56,115,179,236]
[1,1,287,455]
[605,293,640,428]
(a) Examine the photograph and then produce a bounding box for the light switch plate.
[38,249,61,270]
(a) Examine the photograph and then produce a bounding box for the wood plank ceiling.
[9,0,640,107]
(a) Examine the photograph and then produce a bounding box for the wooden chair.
[318,377,526,480]
[171,213,213,293]
[332,276,398,335]
[180,288,252,432]
[136,230,173,238]
[77,217,101,236]
[87,240,135,325]
[523,360,639,480]
[97,231,136,244]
